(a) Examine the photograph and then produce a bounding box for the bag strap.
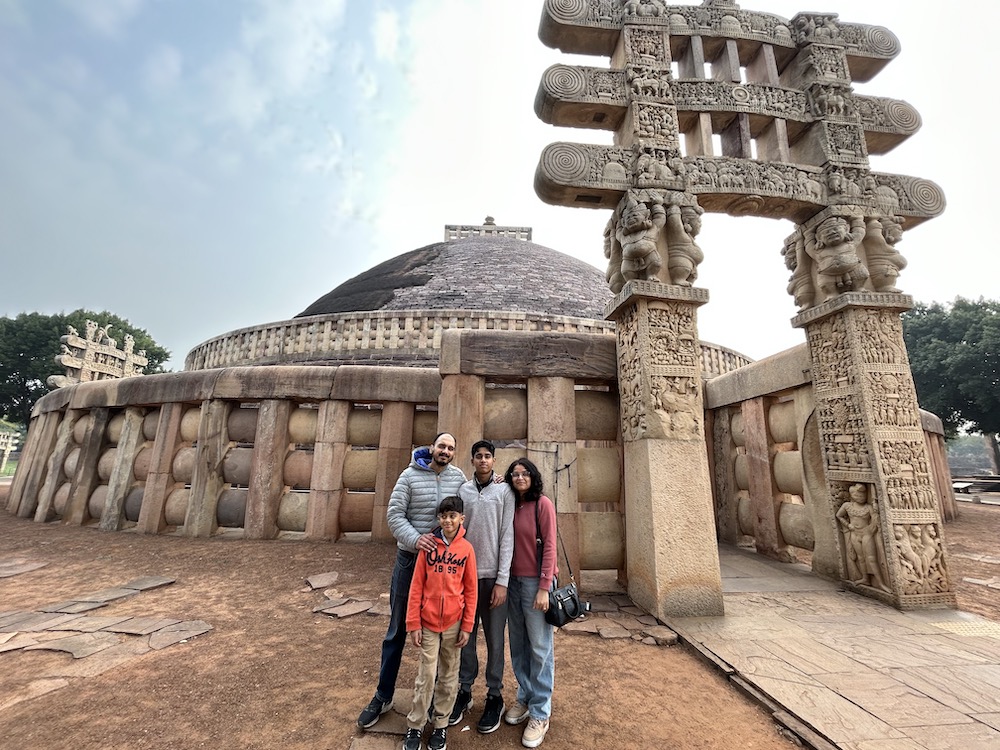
[534,498,574,583]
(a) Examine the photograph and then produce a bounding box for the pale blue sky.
[0,0,989,369]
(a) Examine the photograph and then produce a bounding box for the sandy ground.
[0,493,997,750]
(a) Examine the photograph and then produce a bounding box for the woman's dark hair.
[505,457,543,503]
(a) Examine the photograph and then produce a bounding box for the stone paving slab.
[0,611,37,629]
[306,571,339,589]
[121,575,176,591]
[50,637,152,679]
[815,671,974,728]
[62,615,136,633]
[900,721,1000,748]
[73,587,140,603]
[37,600,108,614]
[148,620,213,650]
[0,560,48,578]
[0,633,40,653]
[0,612,84,632]
[321,601,373,618]
[887,664,1000,714]
[24,631,121,658]
[973,713,1000,732]
[103,616,181,635]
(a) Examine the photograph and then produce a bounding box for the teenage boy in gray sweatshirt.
[450,439,515,734]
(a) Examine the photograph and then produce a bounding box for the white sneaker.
[504,700,530,725]
[522,717,549,748]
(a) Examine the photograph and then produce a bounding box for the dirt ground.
[1,497,998,750]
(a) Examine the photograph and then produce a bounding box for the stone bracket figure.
[614,188,667,287]
[861,215,907,293]
[664,194,704,287]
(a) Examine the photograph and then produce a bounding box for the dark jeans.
[375,548,417,702]
[458,577,507,698]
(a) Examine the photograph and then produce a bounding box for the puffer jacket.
[406,525,478,633]
[386,447,467,552]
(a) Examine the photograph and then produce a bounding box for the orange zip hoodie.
[406,524,478,634]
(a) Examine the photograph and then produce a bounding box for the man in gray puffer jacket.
[357,432,467,730]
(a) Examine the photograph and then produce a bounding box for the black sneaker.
[356,695,392,729]
[403,727,422,750]
[448,688,471,726]
[477,694,505,734]
[429,726,447,750]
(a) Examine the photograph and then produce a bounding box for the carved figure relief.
[894,523,948,594]
[804,215,868,302]
[634,102,679,143]
[793,13,841,44]
[616,189,667,283]
[836,483,890,591]
[629,66,672,100]
[666,201,704,286]
[650,375,702,438]
[622,0,667,19]
[806,46,849,80]
[861,216,906,292]
[782,230,815,311]
[625,27,666,64]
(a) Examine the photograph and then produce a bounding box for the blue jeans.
[507,576,554,720]
[458,577,507,698]
[375,548,416,703]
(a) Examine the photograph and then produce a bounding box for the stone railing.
[704,343,956,582]
[183,310,617,371]
[183,309,751,378]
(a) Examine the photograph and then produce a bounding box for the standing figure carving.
[616,189,666,284]
[836,483,889,592]
[806,215,869,302]
[666,200,705,287]
[862,216,907,293]
[782,231,815,310]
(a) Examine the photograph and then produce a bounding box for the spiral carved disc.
[904,178,945,216]
[865,26,900,57]
[546,0,590,23]
[544,65,588,99]
[884,100,921,133]
[541,143,590,182]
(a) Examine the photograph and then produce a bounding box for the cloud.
[59,0,143,37]
[142,45,183,92]
[372,8,400,63]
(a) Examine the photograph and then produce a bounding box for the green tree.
[0,310,170,426]
[902,297,1000,470]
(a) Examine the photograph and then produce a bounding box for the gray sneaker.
[357,695,392,729]
[504,700,530,725]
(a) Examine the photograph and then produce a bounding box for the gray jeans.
[458,577,507,697]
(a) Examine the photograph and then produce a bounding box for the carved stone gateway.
[535,0,952,612]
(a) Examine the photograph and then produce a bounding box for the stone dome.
[296,235,612,320]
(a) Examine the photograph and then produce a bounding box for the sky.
[0,0,989,370]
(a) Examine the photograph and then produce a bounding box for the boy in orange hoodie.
[404,495,478,750]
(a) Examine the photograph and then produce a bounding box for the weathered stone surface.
[2,612,83,632]
[0,611,37,629]
[587,595,619,613]
[0,633,40,653]
[561,618,601,634]
[52,637,152,678]
[61,615,134,633]
[307,571,339,589]
[321,601,373,618]
[313,598,348,612]
[38,600,107,614]
[121,575,176,591]
[0,560,48,577]
[104,617,182,635]
[366,602,391,617]
[148,620,213,650]
[74,587,139,603]
[24,631,121,658]
[643,626,679,646]
[596,622,631,639]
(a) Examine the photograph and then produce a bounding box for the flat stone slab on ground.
[586,595,619,613]
[0,611,37,629]
[73,587,139,603]
[1,612,84,632]
[321,601,373,618]
[0,633,40,653]
[643,625,679,645]
[366,602,391,616]
[24,631,121,659]
[64,615,137,633]
[314,598,348,612]
[121,576,176,591]
[596,622,632,639]
[51,637,152,678]
[148,620,213,650]
[103,617,182,635]
[307,571,339,589]
[38,600,108,614]
[0,560,48,578]
[560,618,601,634]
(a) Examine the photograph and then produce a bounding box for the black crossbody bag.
[534,500,589,627]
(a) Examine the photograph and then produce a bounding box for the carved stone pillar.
[606,280,723,618]
[793,292,956,609]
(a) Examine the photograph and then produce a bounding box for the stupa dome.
[296,235,612,320]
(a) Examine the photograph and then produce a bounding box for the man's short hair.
[432,432,456,447]
[438,495,464,515]
[471,439,495,458]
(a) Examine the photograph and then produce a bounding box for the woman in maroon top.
[501,458,556,748]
